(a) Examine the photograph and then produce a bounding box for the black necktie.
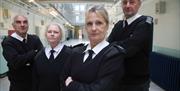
[23,39,26,43]
[49,50,55,61]
[85,50,94,63]
[123,20,128,28]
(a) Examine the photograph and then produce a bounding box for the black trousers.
[9,83,32,91]
[118,81,150,91]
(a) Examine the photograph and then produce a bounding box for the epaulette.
[72,43,85,48]
[146,16,153,24]
[112,43,126,54]
[70,43,86,53]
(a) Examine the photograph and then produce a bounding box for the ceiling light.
[50,10,58,17]
[28,0,34,3]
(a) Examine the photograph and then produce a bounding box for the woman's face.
[85,12,108,46]
[46,25,61,46]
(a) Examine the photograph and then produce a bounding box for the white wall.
[140,0,180,58]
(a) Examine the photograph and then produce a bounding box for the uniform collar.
[11,32,27,42]
[125,13,142,25]
[84,40,109,55]
[46,42,64,54]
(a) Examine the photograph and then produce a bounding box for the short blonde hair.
[86,5,109,26]
[46,23,62,32]
[46,23,63,40]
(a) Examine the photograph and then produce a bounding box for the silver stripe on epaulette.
[146,17,153,24]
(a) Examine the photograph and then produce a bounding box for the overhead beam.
[36,0,117,3]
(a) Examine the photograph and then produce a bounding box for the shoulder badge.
[72,43,85,48]
[112,43,126,54]
[146,16,153,24]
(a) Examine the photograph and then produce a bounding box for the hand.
[65,77,73,86]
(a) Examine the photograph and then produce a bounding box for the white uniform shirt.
[83,40,109,62]
[45,43,64,59]
[126,13,142,25]
[11,32,27,42]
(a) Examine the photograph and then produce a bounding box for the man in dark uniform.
[108,0,153,91]
[1,15,43,91]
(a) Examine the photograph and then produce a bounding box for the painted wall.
[140,0,180,58]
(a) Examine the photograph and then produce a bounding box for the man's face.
[121,0,141,19]
[12,16,28,37]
